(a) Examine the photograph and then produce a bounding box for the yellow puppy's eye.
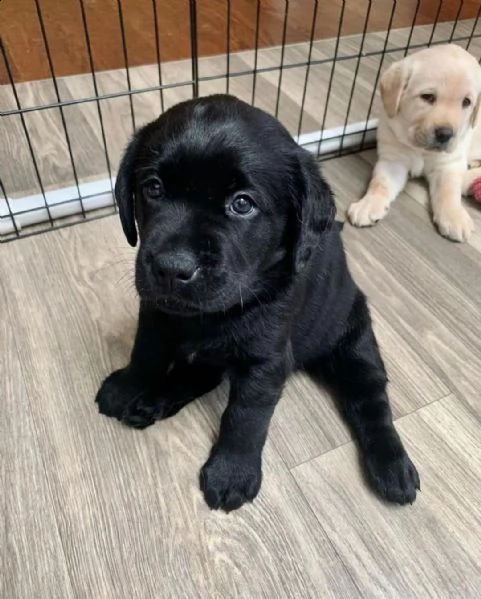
[420,93,436,104]
[462,97,472,108]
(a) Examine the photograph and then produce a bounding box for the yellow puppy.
[348,44,481,242]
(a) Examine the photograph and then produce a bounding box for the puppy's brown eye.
[144,180,163,199]
[421,93,436,104]
[230,194,255,216]
[462,97,472,108]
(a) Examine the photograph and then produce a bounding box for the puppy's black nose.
[434,127,454,144]
[151,251,199,285]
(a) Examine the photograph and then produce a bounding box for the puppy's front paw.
[433,205,474,242]
[200,449,262,512]
[95,368,158,429]
[365,444,420,505]
[95,368,133,419]
[347,195,389,227]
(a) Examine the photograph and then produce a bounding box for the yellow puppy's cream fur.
[348,44,481,242]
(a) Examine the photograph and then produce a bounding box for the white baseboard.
[0,119,377,237]
[297,119,377,154]
[0,178,116,237]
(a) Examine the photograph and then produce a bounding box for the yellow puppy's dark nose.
[434,127,454,144]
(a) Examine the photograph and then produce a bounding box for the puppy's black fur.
[96,95,419,511]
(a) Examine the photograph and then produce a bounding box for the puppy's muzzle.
[147,249,200,291]
[433,126,454,145]
[422,125,455,151]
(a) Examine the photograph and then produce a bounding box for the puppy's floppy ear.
[293,152,336,274]
[115,135,140,247]
[380,59,411,118]
[470,95,481,127]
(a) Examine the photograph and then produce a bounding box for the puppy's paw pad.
[366,451,420,505]
[121,399,159,429]
[200,451,262,512]
[434,207,474,242]
[347,196,389,227]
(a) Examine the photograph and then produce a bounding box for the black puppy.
[96,94,420,511]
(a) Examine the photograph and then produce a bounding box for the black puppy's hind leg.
[307,294,420,505]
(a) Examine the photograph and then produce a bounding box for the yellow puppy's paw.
[347,195,390,227]
[433,205,474,242]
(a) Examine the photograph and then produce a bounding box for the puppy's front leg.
[95,302,175,428]
[429,168,474,242]
[200,360,286,511]
[348,160,408,227]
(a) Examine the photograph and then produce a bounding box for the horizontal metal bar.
[1,188,114,218]
[1,78,195,116]
[0,143,373,245]
[1,124,377,224]
[0,210,116,244]
[2,33,480,118]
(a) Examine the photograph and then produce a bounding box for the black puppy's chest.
[170,312,271,367]
[175,336,235,366]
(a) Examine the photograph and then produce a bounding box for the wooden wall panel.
[1,0,479,85]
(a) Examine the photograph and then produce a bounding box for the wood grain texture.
[0,283,75,599]
[2,19,480,200]
[270,301,450,469]
[0,218,359,599]
[323,154,481,421]
[293,395,481,598]
[2,143,481,597]
[2,0,479,84]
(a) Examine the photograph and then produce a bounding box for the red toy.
[471,176,481,203]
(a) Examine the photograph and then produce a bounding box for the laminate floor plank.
[323,155,481,421]
[0,281,75,599]
[293,395,481,598]
[0,218,360,599]
[2,144,481,597]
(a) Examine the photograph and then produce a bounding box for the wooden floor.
[2,18,480,204]
[2,149,481,598]
[2,0,478,84]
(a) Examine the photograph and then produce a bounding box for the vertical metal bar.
[338,0,373,155]
[116,0,136,131]
[274,0,290,118]
[0,177,20,237]
[78,0,114,199]
[360,0,397,150]
[404,1,421,57]
[297,0,319,138]
[466,5,481,52]
[316,0,346,158]
[0,39,54,226]
[427,0,443,46]
[151,0,165,113]
[226,0,232,94]
[189,0,199,98]
[251,0,262,105]
[449,0,465,42]
[33,0,86,217]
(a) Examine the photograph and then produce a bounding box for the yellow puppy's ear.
[471,95,481,128]
[380,60,411,118]
[469,64,481,127]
